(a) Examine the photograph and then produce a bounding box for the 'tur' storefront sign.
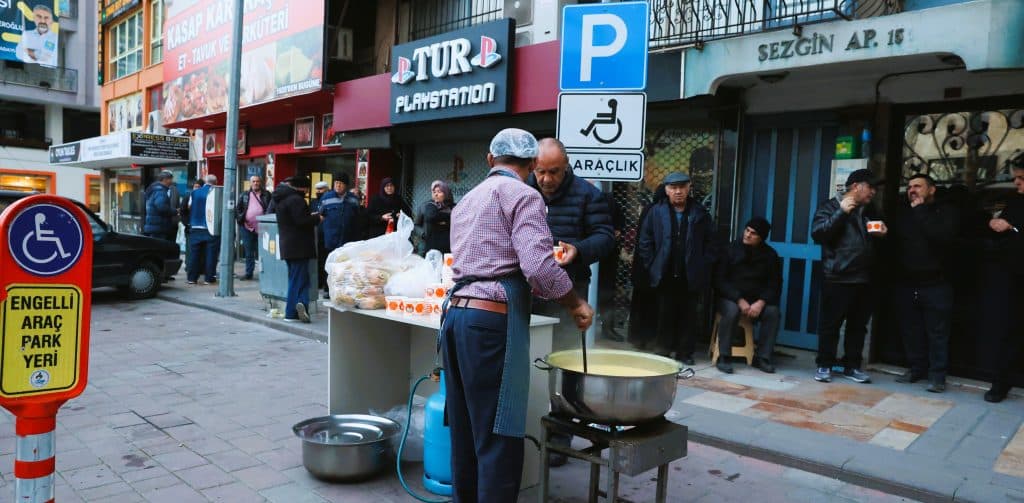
[389,19,514,124]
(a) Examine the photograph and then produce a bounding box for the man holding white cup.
[811,168,886,384]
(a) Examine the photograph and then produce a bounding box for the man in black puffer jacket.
[272,176,321,323]
[810,168,886,384]
[528,138,614,468]
[527,138,614,349]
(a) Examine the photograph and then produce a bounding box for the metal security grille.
[408,0,504,41]
[601,128,718,341]
[648,0,901,50]
[902,109,1024,188]
[404,141,491,250]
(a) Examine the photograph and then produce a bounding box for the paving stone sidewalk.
[0,292,916,502]
[151,265,1024,502]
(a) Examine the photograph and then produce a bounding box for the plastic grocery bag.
[325,212,416,308]
[373,396,426,461]
[385,255,436,298]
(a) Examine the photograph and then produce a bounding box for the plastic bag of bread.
[325,212,416,308]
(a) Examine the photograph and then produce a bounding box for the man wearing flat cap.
[441,128,594,501]
[811,168,886,384]
[636,171,718,365]
[713,217,782,373]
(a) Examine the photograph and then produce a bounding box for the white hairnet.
[489,128,539,159]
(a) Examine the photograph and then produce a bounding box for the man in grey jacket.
[810,169,885,384]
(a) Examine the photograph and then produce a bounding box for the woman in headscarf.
[367,177,412,237]
[416,180,456,254]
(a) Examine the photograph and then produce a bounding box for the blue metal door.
[739,121,837,349]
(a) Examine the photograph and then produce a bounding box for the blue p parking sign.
[8,204,83,277]
[560,2,649,91]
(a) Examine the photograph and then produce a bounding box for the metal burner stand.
[538,414,688,503]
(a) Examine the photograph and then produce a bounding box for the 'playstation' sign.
[390,19,515,125]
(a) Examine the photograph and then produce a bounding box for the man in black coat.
[636,171,718,365]
[714,217,781,374]
[235,175,271,280]
[527,138,615,350]
[810,168,886,384]
[983,163,1024,402]
[890,174,959,393]
[272,176,321,323]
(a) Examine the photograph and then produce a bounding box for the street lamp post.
[217,0,245,298]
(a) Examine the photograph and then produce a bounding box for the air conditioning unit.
[146,110,167,134]
[509,0,568,47]
[332,28,354,61]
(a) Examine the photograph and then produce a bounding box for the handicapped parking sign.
[560,1,649,91]
[8,204,83,277]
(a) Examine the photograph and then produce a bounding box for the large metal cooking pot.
[293,414,401,482]
[534,349,694,426]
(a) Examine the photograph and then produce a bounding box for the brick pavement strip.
[0,294,998,501]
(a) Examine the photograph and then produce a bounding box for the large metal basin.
[292,414,401,482]
[535,349,693,426]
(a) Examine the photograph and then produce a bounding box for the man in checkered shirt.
[441,128,594,502]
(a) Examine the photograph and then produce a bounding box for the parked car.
[0,191,182,299]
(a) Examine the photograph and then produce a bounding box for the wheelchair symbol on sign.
[22,213,72,265]
[580,99,623,144]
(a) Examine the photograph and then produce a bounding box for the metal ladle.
[580,331,588,374]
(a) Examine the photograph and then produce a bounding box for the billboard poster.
[0,2,61,66]
[107,93,144,133]
[162,0,325,124]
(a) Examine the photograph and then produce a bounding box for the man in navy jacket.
[527,138,615,349]
[636,172,718,365]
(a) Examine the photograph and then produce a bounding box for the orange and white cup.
[443,253,454,268]
[385,296,404,315]
[553,245,566,261]
[867,220,884,233]
[427,283,447,300]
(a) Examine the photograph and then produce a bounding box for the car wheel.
[122,263,160,299]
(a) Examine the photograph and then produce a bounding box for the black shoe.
[752,357,775,374]
[895,370,925,384]
[716,361,734,374]
[926,381,946,393]
[548,453,567,467]
[985,383,1011,403]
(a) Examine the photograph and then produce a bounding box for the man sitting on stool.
[713,217,782,373]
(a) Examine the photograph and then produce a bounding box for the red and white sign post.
[0,195,92,502]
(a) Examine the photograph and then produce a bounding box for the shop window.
[903,109,1024,188]
[85,174,101,213]
[150,0,164,65]
[110,11,143,80]
[0,171,54,193]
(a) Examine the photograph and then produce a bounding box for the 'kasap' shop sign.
[390,19,514,125]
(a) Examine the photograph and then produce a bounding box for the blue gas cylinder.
[423,371,453,496]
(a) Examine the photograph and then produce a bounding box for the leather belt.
[449,296,507,314]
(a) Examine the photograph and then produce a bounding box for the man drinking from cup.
[811,168,885,384]
[890,174,959,392]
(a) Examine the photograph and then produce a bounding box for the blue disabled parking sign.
[560,1,649,91]
[8,204,83,277]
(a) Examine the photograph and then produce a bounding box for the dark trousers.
[239,226,258,278]
[654,280,696,359]
[187,229,218,282]
[816,282,873,369]
[717,298,780,361]
[441,306,523,503]
[285,259,310,319]
[896,282,953,382]
[992,276,1024,388]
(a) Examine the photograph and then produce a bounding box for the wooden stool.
[709,313,756,365]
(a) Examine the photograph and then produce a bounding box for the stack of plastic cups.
[442,253,454,285]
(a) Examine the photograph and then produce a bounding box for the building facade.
[0,0,101,208]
